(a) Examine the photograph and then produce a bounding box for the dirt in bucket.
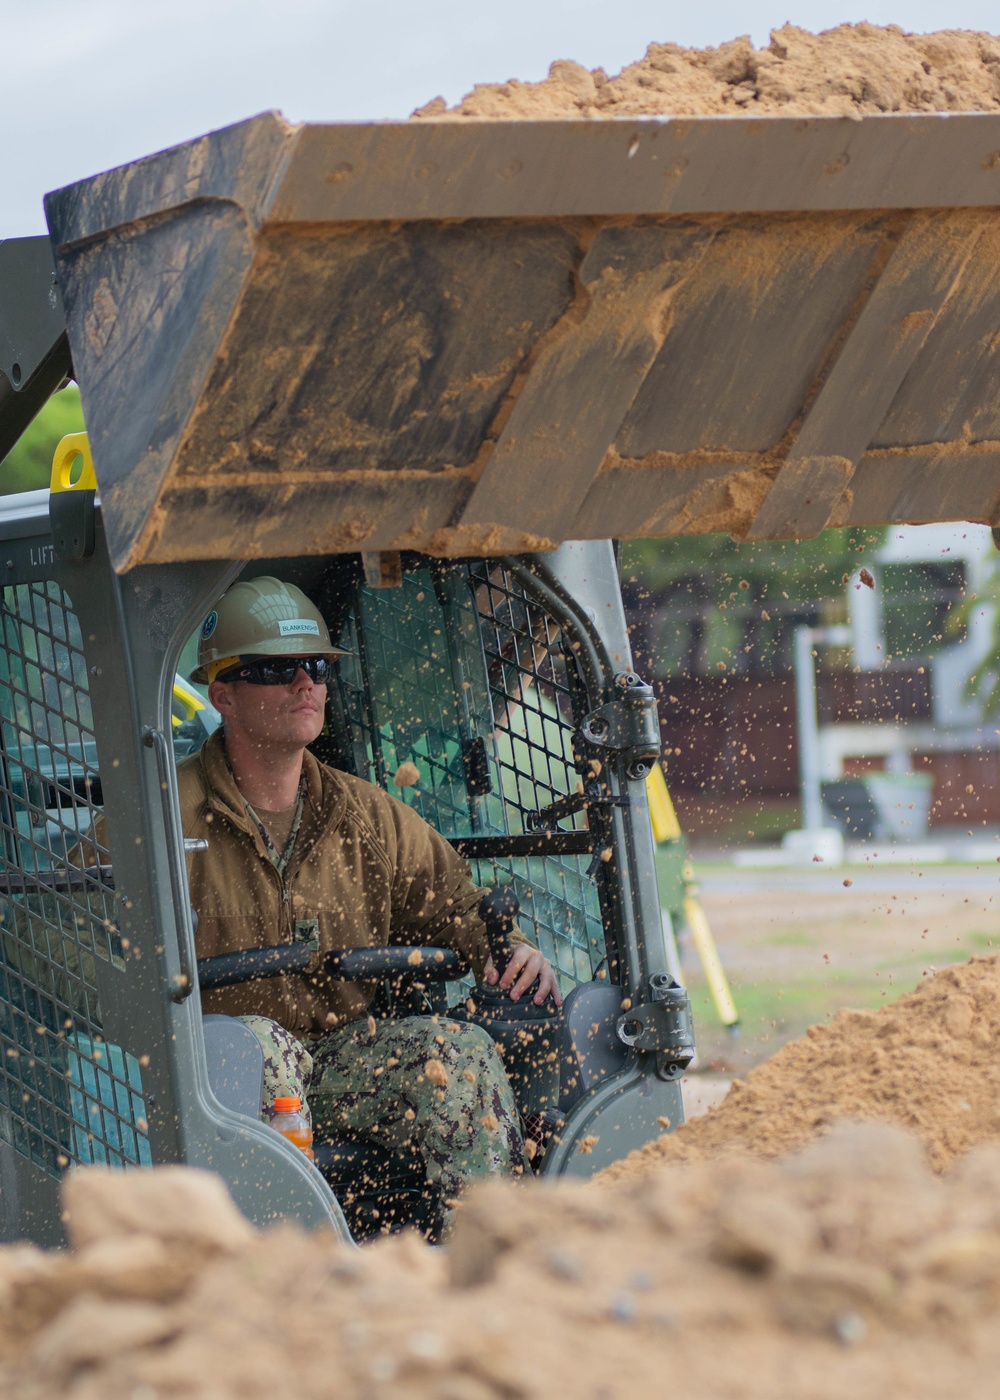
[413,24,1000,121]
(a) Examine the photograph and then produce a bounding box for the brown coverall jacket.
[181,731,520,1036]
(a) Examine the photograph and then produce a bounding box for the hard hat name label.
[278,619,321,636]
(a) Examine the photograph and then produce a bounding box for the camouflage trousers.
[239,1013,525,1220]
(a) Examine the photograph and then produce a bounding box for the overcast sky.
[2,0,1000,236]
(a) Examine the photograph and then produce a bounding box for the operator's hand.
[485,947,563,1007]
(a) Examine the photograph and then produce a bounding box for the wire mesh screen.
[0,581,149,1177]
[334,562,606,989]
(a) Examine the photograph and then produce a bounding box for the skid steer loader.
[1,106,1000,1244]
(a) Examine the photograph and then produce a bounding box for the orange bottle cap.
[273,1096,301,1113]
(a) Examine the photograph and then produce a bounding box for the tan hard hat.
[190,576,346,684]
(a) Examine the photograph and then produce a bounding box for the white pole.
[793,624,824,832]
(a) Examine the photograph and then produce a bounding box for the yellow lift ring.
[50,433,97,494]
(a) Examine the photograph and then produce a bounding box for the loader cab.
[0,487,687,1246]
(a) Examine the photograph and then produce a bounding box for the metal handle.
[143,726,196,1003]
[478,888,519,978]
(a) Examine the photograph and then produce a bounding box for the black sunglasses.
[217,656,334,687]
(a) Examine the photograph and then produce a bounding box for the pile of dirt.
[602,955,1000,1185]
[8,1123,1000,1398]
[413,24,1000,121]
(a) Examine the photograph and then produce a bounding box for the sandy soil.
[605,953,1000,1185]
[414,24,1000,121]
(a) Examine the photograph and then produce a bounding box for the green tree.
[1,385,86,495]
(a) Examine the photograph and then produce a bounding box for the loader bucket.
[44,110,1000,572]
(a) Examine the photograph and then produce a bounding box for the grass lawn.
[659,859,999,1071]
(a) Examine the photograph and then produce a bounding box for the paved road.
[696,866,1000,896]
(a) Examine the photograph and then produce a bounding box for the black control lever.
[478,888,520,978]
[453,888,562,1120]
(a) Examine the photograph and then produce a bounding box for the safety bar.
[196,943,463,991]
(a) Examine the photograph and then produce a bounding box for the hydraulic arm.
[0,237,71,465]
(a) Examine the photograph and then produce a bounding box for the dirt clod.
[425,1059,449,1087]
[61,1166,252,1253]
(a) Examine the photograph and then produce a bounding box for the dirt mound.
[602,955,1000,1185]
[413,24,1000,121]
[7,1124,1000,1397]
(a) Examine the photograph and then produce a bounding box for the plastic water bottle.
[269,1095,314,1161]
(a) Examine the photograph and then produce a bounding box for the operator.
[184,576,562,1228]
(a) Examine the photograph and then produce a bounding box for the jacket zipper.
[280,876,292,941]
[219,805,294,942]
